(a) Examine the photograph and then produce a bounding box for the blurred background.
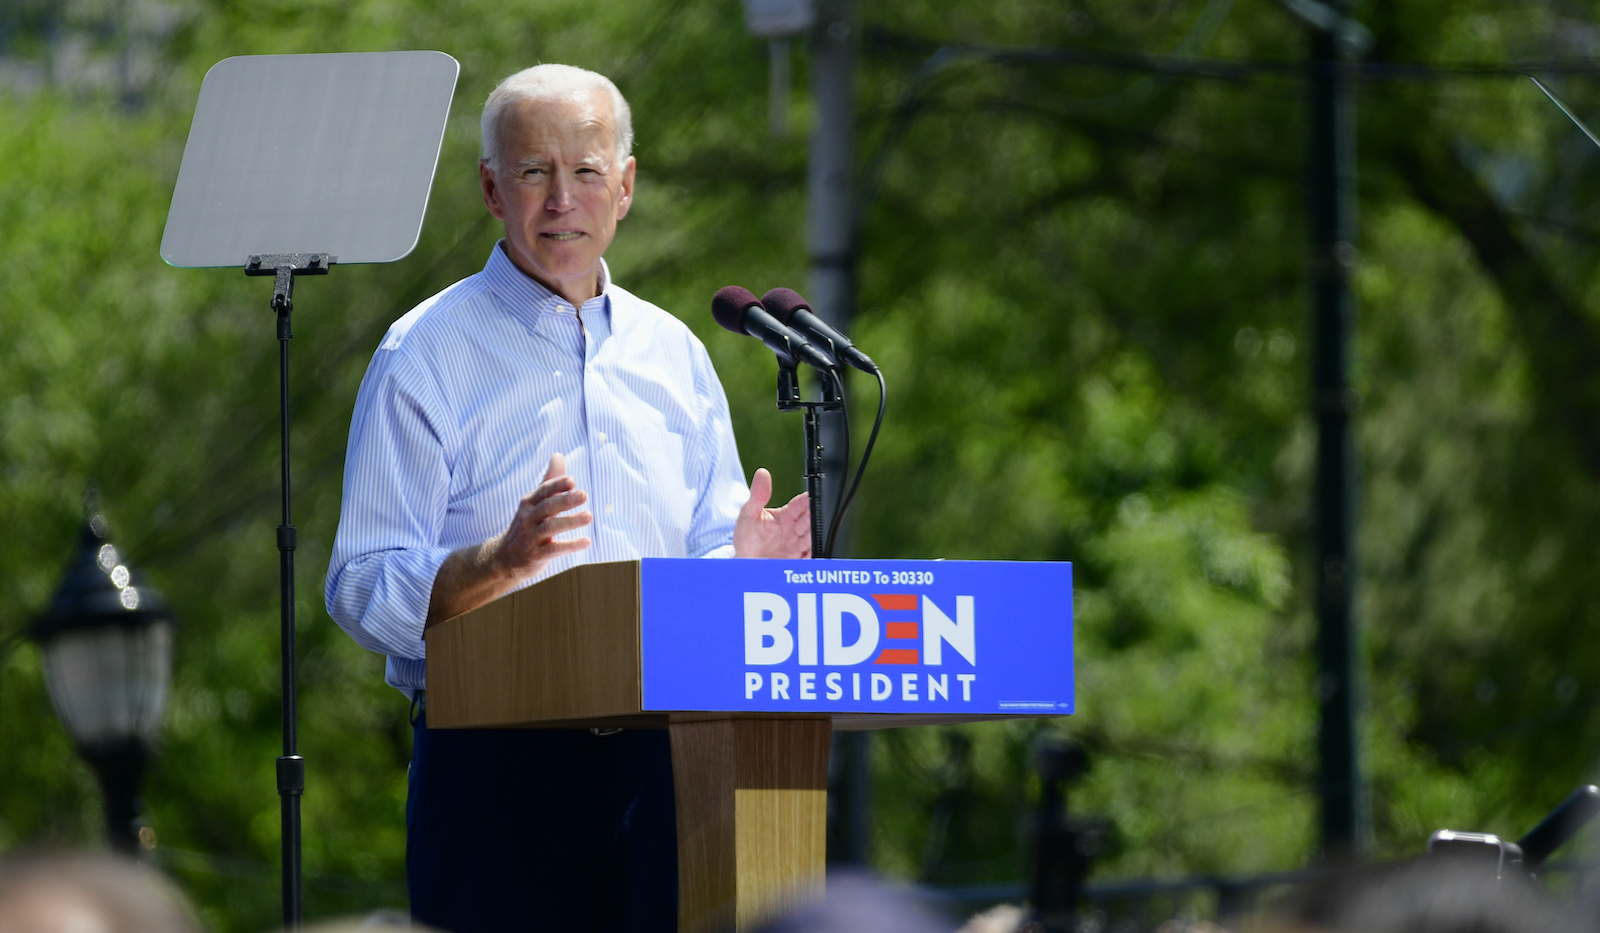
[4,0,1600,929]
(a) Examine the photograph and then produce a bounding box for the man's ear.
[480,160,506,220]
[615,156,637,221]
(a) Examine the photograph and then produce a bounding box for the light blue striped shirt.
[325,243,747,696]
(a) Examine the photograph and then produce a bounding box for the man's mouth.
[542,231,583,241]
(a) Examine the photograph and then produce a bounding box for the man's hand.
[733,468,811,559]
[427,453,592,626]
[491,452,594,577]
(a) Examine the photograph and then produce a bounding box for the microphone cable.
[824,366,886,559]
[825,366,850,558]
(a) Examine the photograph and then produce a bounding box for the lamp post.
[31,509,175,855]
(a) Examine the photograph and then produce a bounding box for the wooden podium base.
[671,719,830,932]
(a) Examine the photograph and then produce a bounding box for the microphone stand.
[776,363,843,559]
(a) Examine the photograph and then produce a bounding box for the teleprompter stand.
[776,363,843,558]
[245,252,329,924]
[162,52,457,927]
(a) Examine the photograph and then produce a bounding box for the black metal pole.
[808,0,855,550]
[776,363,836,561]
[1519,785,1600,870]
[84,740,147,856]
[1028,739,1094,932]
[1307,14,1366,859]
[273,268,305,928]
[826,731,871,863]
[808,0,874,865]
[802,404,827,559]
[245,254,325,927]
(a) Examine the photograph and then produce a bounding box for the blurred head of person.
[1259,857,1589,933]
[753,871,954,933]
[0,852,198,933]
[296,911,435,933]
[955,904,1023,933]
[478,63,637,308]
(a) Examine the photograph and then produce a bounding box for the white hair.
[481,64,634,170]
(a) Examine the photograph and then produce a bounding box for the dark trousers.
[407,712,678,933]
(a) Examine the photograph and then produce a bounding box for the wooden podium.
[424,558,1072,932]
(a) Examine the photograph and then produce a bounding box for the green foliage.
[6,1,1600,930]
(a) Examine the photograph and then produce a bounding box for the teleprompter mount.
[162,51,457,927]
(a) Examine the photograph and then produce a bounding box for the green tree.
[5,1,1600,930]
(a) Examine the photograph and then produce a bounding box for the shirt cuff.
[330,544,454,660]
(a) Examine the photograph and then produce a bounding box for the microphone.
[761,287,878,374]
[711,286,838,372]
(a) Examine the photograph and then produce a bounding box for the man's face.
[480,90,635,303]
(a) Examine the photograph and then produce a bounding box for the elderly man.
[325,64,809,932]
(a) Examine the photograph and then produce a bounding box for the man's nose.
[545,172,574,212]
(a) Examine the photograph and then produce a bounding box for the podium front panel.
[638,558,1072,718]
[426,558,1073,729]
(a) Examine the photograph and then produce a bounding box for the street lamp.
[31,509,175,855]
[741,0,813,137]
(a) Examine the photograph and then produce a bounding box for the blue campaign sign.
[638,558,1073,716]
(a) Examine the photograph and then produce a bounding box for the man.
[325,64,810,933]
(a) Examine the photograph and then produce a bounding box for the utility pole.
[740,0,869,865]
[807,0,855,532]
[808,0,871,865]
[1290,0,1371,859]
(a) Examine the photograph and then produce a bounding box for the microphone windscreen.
[712,285,762,335]
[760,287,812,324]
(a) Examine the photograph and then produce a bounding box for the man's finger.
[743,468,775,516]
[544,451,567,482]
[537,511,594,539]
[522,474,576,512]
[528,488,587,523]
[775,492,810,531]
[543,536,592,556]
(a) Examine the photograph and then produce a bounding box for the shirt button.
[605,504,615,515]
[596,431,608,445]
[554,370,562,378]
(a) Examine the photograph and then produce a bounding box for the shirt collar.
[482,240,613,333]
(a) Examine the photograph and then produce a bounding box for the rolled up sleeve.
[325,348,457,660]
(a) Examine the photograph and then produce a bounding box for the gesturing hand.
[733,468,811,559]
[492,452,594,579]
[427,453,593,626]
